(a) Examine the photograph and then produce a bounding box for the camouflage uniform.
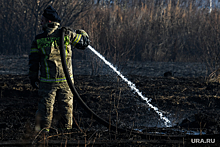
[29,21,89,131]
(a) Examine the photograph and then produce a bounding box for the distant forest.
[1,0,220,68]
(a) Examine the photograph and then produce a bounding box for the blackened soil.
[1,75,220,146]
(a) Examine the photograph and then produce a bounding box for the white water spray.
[88,45,172,127]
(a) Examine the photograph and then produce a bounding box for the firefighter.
[29,5,89,133]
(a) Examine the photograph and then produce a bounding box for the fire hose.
[60,28,174,140]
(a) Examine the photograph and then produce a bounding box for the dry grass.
[73,1,220,71]
[2,0,220,74]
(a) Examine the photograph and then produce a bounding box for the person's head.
[40,15,51,26]
[41,5,61,27]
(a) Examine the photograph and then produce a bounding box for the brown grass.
[71,1,220,70]
[1,1,220,71]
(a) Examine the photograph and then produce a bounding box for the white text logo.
[191,138,215,144]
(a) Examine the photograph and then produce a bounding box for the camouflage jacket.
[29,22,88,83]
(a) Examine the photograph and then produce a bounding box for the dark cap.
[43,5,61,23]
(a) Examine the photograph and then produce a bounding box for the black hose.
[60,27,127,133]
[57,27,195,142]
[59,28,182,140]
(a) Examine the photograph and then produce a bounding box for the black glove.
[82,35,90,47]
[30,78,39,89]
[75,29,90,49]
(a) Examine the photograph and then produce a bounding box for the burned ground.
[1,74,220,146]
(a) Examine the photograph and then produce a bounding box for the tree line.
[1,0,220,70]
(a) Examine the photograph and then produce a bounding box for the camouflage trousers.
[35,81,73,131]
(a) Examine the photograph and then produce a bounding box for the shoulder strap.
[61,27,75,35]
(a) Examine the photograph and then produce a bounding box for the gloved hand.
[82,35,90,48]
[75,29,90,49]
[30,78,40,89]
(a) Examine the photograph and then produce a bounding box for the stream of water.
[88,45,172,127]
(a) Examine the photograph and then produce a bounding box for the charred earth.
[1,75,220,146]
